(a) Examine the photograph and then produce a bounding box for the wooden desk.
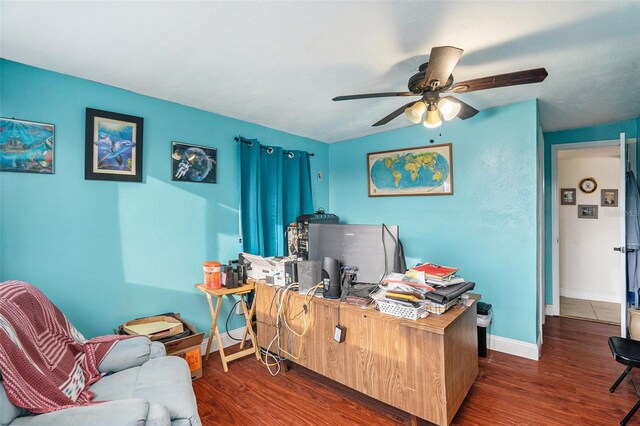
[254,281,478,426]
[195,283,260,372]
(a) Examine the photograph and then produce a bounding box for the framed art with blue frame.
[0,117,55,174]
[85,108,143,182]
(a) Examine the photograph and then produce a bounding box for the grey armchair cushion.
[90,356,200,426]
[98,337,166,373]
[9,399,150,426]
[146,403,171,426]
[1,338,200,425]
[0,384,26,426]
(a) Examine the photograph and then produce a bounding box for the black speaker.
[298,260,322,294]
[322,257,341,299]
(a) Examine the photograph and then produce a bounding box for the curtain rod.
[234,136,314,157]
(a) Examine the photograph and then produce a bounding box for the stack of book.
[411,262,464,287]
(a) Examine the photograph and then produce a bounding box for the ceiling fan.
[332,46,548,128]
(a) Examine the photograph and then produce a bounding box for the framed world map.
[367,143,453,197]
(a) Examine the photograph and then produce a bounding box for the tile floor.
[560,296,620,324]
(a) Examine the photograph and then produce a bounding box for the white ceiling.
[1,1,639,143]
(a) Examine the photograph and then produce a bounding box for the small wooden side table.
[195,283,259,372]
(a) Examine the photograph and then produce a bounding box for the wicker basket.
[377,300,428,320]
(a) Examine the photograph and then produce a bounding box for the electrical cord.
[379,224,388,285]
[256,281,322,375]
[225,299,243,342]
[383,223,399,271]
[277,282,322,360]
[261,284,288,375]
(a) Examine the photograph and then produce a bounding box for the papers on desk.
[378,270,475,315]
[410,261,465,287]
[242,253,295,286]
[425,276,466,287]
[411,262,458,280]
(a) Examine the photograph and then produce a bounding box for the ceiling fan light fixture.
[438,97,461,121]
[404,101,426,124]
[423,104,442,129]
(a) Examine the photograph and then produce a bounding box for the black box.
[284,261,298,286]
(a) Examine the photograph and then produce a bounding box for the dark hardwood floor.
[193,316,638,425]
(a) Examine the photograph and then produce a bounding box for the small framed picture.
[171,142,217,184]
[0,117,55,174]
[578,204,598,219]
[561,188,576,205]
[85,108,143,182]
[601,189,618,207]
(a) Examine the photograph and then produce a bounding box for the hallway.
[560,296,621,324]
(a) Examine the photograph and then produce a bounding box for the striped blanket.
[0,281,126,413]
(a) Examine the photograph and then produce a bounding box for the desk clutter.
[242,251,476,321]
[246,217,480,424]
[373,264,476,319]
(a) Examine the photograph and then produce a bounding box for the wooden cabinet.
[255,281,478,425]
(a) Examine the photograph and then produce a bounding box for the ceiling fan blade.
[451,68,548,94]
[423,46,464,90]
[332,92,417,101]
[442,96,479,120]
[372,101,417,127]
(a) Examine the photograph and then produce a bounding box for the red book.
[411,262,458,280]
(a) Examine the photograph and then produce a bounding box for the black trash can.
[477,302,492,357]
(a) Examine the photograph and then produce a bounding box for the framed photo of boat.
[85,108,144,182]
[0,117,55,174]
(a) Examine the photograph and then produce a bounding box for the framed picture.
[578,204,598,219]
[0,117,54,174]
[601,189,618,207]
[85,108,143,182]
[367,143,453,197]
[560,188,576,205]
[171,142,217,184]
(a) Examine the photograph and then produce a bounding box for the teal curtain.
[238,138,262,255]
[238,138,314,256]
[260,146,284,256]
[283,151,313,228]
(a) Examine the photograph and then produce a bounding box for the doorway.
[550,136,636,332]
[558,145,621,324]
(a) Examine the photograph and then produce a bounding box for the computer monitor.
[308,223,404,285]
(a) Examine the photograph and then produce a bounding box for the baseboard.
[200,326,252,356]
[487,333,539,361]
[546,304,558,316]
[560,288,619,303]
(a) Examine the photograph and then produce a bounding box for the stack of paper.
[411,262,458,280]
[425,275,466,287]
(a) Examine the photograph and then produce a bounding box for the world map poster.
[367,143,453,197]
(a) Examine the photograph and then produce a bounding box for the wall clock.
[579,177,597,194]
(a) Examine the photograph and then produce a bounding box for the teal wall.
[0,59,329,338]
[543,119,639,305]
[328,100,539,344]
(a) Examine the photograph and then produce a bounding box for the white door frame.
[537,125,546,352]
[618,133,627,336]
[550,139,622,316]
